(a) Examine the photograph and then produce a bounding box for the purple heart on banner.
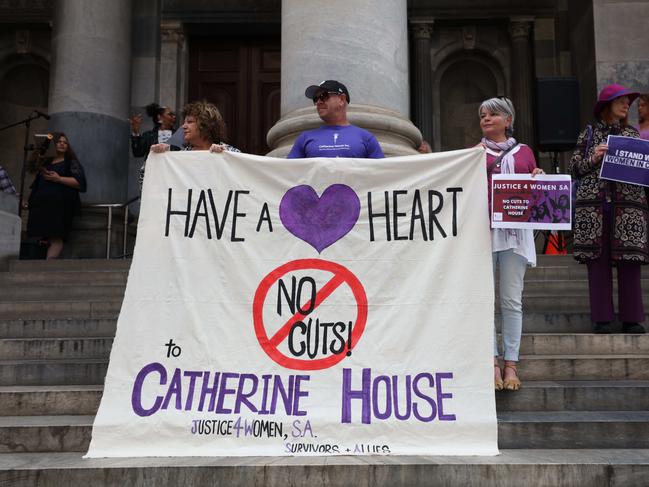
[279,184,361,253]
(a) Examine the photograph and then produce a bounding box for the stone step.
[534,254,649,270]
[0,270,128,286]
[0,258,621,282]
[0,314,598,338]
[525,265,585,281]
[0,355,644,387]
[0,318,117,339]
[3,380,645,417]
[8,259,132,273]
[0,314,636,338]
[2,334,645,361]
[0,347,642,386]
[517,355,649,381]
[0,301,122,320]
[0,415,92,453]
[518,313,644,334]
[0,314,594,339]
[0,450,648,487]
[516,334,649,355]
[519,313,595,333]
[536,255,582,266]
[498,411,649,449]
[0,255,580,270]
[496,380,649,412]
[522,279,649,295]
[2,411,648,453]
[525,264,649,281]
[0,385,102,416]
[0,359,107,386]
[0,337,113,360]
[522,296,594,313]
[0,285,125,301]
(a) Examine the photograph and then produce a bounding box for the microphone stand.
[0,111,48,215]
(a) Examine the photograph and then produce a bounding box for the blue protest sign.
[600,135,649,187]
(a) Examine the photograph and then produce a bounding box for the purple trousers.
[586,206,645,323]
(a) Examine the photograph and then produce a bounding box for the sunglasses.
[312,92,340,104]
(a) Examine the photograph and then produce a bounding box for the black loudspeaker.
[535,77,581,151]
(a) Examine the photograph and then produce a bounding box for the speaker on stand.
[534,77,581,253]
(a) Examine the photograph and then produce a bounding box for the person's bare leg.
[46,237,63,259]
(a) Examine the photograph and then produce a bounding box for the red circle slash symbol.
[253,259,367,370]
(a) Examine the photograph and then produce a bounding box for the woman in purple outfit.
[570,84,648,334]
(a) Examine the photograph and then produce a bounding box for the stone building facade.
[0,0,647,256]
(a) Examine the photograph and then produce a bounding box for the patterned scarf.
[482,137,521,243]
[481,137,518,174]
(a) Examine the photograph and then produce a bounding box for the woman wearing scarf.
[478,96,543,391]
[570,84,648,335]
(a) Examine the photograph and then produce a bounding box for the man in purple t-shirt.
[287,80,384,159]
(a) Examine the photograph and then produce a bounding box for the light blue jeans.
[493,249,527,361]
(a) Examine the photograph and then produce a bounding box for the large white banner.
[86,147,497,457]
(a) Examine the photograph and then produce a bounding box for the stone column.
[130,0,161,117]
[49,0,132,203]
[267,0,421,156]
[592,0,649,125]
[129,0,161,201]
[160,22,187,117]
[509,18,535,148]
[410,20,434,146]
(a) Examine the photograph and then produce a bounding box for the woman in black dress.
[27,132,87,259]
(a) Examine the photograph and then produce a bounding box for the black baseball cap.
[304,80,350,103]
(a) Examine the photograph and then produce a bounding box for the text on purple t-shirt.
[287,125,384,159]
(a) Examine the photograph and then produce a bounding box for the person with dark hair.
[129,103,177,189]
[287,80,384,159]
[149,100,239,155]
[636,94,649,140]
[26,132,87,259]
[570,84,648,334]
[477,96,543,392]
[130,103,176,155]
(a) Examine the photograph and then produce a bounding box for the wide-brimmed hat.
[594,84,639,117]
[304,80,350,104]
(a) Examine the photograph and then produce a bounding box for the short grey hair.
[479,97,516,137]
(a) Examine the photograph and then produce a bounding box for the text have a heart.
[163,186,464,244]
